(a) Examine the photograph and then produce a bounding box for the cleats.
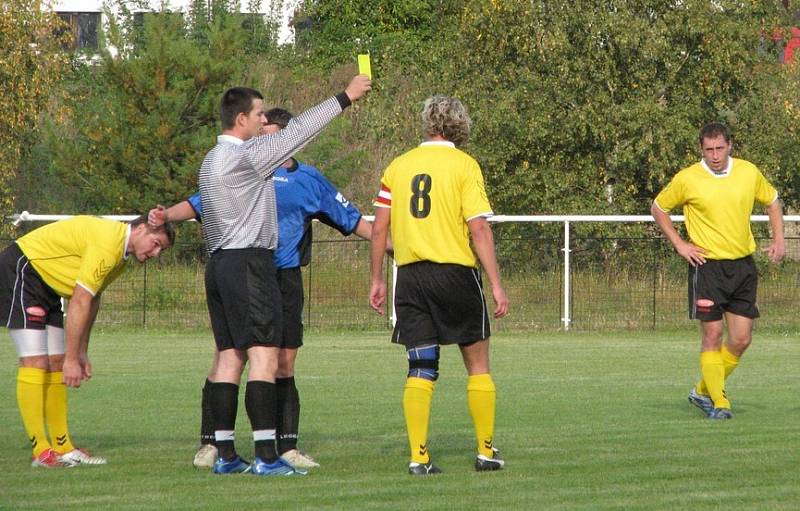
[31,448,70,468]
[475,447,505,472]
[280,449,320,469]
[193,444,218,469]
[212,455,251,474]
[59,448,107,466]
[708,408,733,420]
[250,457,306,476]
[688,388,714,414]
[408,461,442,476]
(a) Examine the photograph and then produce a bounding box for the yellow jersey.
[654,158,778,260]
[16,216,130,297]
[374,141,493,267]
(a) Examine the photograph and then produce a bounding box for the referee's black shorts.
[688,255,759,321]
[391,261,491,348]
[277,267,304,349]
[205,248,282,351]
[0,243,63,330]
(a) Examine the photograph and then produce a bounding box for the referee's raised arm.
[246,75,372,179]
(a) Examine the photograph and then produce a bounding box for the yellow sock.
[720,345,740,381]
[696,345,742,395]
[467,373,496,458]
[45,371,75,454]
[700,351,730,409]
[16,367,51,457]
[403,377,434,464]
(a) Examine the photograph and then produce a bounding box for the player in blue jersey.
[150,109,372,470]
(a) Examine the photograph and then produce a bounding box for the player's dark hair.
[219,87,264,130]
[265,108,293,129]
[699,123,731,144]
[130,214,176,246]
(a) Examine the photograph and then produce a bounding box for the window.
[57,12,100,51]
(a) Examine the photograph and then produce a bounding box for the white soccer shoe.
[192,444,218,469]
[280,449,320,469]
[59,448,107,466]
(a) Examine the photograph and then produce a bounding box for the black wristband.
[335,92,352,110]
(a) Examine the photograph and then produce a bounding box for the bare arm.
[369,208,391,314]
[250,75,372,179]
[764,199,785,263]
[62,286,99,388]
[353,218,372,240]
[650,202,706,266]
[468,217,509,318]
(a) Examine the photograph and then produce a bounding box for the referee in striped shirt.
[199,76,371,476]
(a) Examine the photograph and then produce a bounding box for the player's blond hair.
[420,95,472,147]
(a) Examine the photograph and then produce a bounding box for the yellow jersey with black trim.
[16,216,130,298]
[373,141,493,267]
[654,158,778,260]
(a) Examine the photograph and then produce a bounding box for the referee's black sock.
[276,377,300,454]
[245,380,278,462]
[210,382,239,460]
[200,379,216,446]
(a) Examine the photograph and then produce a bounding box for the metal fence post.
[562,220,571,330]
[651,239,657,330]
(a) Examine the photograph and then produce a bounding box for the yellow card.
[358,54,372,80]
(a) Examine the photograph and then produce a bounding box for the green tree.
[41,1,256,213]
[444,0,797,218]
[0,1,69,232]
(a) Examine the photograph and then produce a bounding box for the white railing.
[9,212,799,330]
[489,215,800,330]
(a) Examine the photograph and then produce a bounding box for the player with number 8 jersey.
[370,95,509,475]
[374,144,491,267]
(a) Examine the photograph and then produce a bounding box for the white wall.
[52,0,299,43]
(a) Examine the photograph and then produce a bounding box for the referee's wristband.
[335,92,352,110]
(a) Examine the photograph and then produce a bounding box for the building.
[52,0,296,51]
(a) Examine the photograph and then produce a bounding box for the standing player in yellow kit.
[369,95,509,474]
[651,123,784,420]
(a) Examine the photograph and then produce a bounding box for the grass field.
[0,329,798,510]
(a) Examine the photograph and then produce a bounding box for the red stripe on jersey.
[375,184,392,206]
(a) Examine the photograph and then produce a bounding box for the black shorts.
[391,261,490,348]
[0,243,64,330]
[205,248,282,351]
[277,267,304,349]
[688,256,759,321]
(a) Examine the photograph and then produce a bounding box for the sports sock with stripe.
[200,378,216,446]
[720,344,740,381]
[403,377,434,464]
[45,371,75,454]
[700,350,730,409]
[696,344,741,396]
[210,382,239,460]
[245,380,278,462]
[17,367,51,458]
[467,373,496,458]
[276,377,300,455]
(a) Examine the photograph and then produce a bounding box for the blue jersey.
[187,160,362,269]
